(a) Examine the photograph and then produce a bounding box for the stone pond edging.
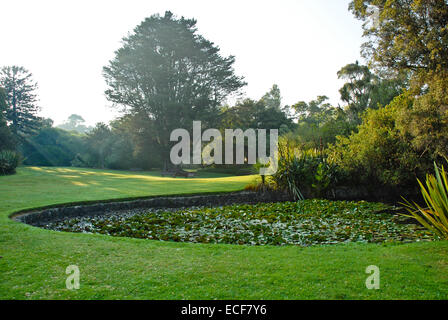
[12,191,292,226]
[11,184,419,227]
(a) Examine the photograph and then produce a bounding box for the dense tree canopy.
[349,0,448,76]
[348,0,448,166]
[20,127,85,167]
[220,85,291,134]
[103,11,246,167]
[288,96,353,148]
[320,0,448,188]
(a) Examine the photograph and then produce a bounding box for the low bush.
[270,141,342,199]
[328,92,443,187]
[0,150,20,175]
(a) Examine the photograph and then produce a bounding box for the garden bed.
[42,199,434,246]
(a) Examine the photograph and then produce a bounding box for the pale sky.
[1,0,364,126]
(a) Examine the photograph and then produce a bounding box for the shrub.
[401,161,448,240]
[328,89,448,188]
[328,93,422,187]
[271,140,341,199]
[0,150,20,175]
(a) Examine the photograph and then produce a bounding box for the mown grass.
[1,166,448,299]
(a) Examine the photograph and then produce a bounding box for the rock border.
[12,185,419,228]
[13,191,292,227]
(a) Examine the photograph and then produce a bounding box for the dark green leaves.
[45,199,433,246]
[103,11,246,161]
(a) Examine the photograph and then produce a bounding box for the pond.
[42,199,434,246]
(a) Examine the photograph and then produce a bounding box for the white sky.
[1,0,365,126]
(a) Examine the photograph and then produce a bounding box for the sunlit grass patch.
[1,166,448,300]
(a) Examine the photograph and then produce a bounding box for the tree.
[395,75,448,160]
[349,0,448,163]
[0,66,41,138]
[349,0,448,77]
[338,61,374,121]
[337,61,406,122]
[0,87,6,121]
[103,11,246,168]
[0,87,16,151]
[20,127,85,167]
[220,98,291,131]
[85,123,114,168]
[261,84,282,110]
[291,96,334,126]
[57,114,92,133]
[289,96,353,148]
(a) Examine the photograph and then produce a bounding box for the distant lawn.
[0,166,256,212]
[1,166,448,299]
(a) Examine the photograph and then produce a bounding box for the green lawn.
[1,166,448,299]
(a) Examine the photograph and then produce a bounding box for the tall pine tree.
[0,87,16,151]
[0,66,41,139]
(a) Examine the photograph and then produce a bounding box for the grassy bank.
[1,167,447,299]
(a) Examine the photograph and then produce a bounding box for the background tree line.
[2,2,447,192]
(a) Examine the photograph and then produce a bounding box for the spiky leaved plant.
[401,161,448,240]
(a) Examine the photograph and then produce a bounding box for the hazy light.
[0,0,364,126]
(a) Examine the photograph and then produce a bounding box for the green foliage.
[200,164,256,176]
[260,84,282,110]
[330,85,447,187]
[57,114,93,133]
[345,2,448,188]
[0,87,16,152]
[0,87,7,121]
[287,96,354,149]
[395,73,448,160]
[20,127,85,167]
[271,140,341,199]
[22,115,165,170]
[219,97,292,132]
[337,61,406,123]
[103,11,246,165]
[0,66,41,138]
[350,0,448,75]
[0,150,20,175]
[0,124,15,151]
[329,93,418,186]
[1,166,447,299]
[81,118,163,170]
[402,161,448,240]
[84,123,113,168]
[338,61,374,121]
[45,199,432,246]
